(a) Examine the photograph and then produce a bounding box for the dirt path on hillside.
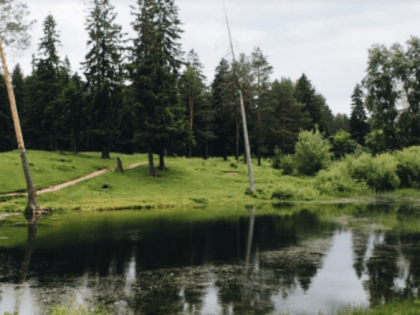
[1,161,146,197]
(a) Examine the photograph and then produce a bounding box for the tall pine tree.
[129,0,189,175]
[210,58,235,160]
[251,47,272,165]
[25,14,62,150]
[82,0,125,159]
[180,49,209,157]
[0,73,14,152]
[349,83,369,145]
[295,74,322,131]
[268,78,310,154]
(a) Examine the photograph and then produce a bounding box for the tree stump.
[116,157,124,172]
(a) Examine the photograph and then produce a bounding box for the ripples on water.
[0,204,420,314]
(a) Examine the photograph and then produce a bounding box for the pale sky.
[6,0,420,115]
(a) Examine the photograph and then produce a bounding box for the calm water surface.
[0,204,420,314]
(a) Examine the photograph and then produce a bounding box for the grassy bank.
[336,299,420,315]
[0,151,329,212]
[0,150,146,194]
[4,299,420,315]
[1,150,419,213]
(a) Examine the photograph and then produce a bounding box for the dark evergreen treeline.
[0,0,350,169]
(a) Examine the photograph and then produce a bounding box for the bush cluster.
[315,161,368,195]
[394,146,420,188]
[316,151,403,195]
[294,129,331,175]
[281,155,295,175]
[271,147,282,169]
[271,184,320,201]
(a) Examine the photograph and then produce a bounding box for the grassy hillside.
[0,150,332,212]
[0,150,146,193]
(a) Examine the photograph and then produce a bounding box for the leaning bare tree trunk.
[0,37,39,213]
[238,90,255,193]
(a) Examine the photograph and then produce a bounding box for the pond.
[1,203,420,315]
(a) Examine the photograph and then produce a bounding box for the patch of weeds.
[190,198,208,204]
[102,184,111,190]
[271,187,294,200]
[245,187,254,196]
[230,162,238,169]
[50,157,73,163]
[272,202,294,209]
[54,165,76,172]
[93,164,106,170]
[0,195,20,203]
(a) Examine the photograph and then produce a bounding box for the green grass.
[336,299,420,315]
[2,150,420,213]
[1,152,325,212]
[0,150,146,194]
[4,299,420,315]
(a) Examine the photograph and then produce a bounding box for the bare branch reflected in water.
[19,210,42,285]
[242,207,255,306]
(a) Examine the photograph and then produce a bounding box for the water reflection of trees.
[0,208,334,314]
[352,204,420,305]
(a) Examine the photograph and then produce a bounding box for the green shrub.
[271,184,319,201]
[346,153,400,193]
[394,146,420,188]
[331,130,360,159]
[281,154,295,175]
[365,129,387,155]
[271,186,295,200]
[295,129,331,175]
[315,161,368,195]
[271,147,282,169]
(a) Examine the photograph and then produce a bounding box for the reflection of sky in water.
[74,272,93,307]
[124,249,137,296]
[0,282,37,315]
[1,220,418,315]
[200,270,222,315]
[272,231,368,315]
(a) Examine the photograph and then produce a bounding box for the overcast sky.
[6,0,420,115]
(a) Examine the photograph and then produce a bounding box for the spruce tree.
[57,73,86,153]
[180,49,209,157]
[11,64,25,119]
[210,58,235,160]
[129,0,189,175]
[268,78,311,154]
[82,0,125,159]
[349,83,369,145]
[27,14,62,150]
[0,73,14,152]
[251,47,273,166]
[295,74,322,131]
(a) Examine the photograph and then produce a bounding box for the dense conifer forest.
[1,0,419,168]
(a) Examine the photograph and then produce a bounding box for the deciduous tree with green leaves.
[363,44,399,152]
